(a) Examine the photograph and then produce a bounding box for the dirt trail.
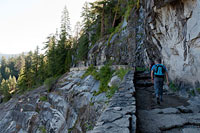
[134,71,200,133]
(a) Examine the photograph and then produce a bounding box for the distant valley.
[0,53,19,61]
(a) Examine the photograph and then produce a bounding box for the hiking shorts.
[154,77,164,98]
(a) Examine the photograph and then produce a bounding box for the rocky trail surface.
[135,71,200,133]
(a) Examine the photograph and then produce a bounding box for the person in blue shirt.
[151,58,169,104]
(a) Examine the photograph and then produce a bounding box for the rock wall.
[87,8,138,67]
[143,0,200,89]
[88,70,136,133]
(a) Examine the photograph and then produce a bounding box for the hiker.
[151,58,169,104]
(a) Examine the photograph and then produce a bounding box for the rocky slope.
[0,67,135,133]
[0,70,109,132]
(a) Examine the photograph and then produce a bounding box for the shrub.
[95,64,115,94]
[39,126,46,133]
[106,85,119,99]
[83,64,115,96]
[189,89,196,96]
[39,96,48,102]
[116,68,130,80]
[136,67,146,71]
[169,82,179,92]
[196,88,200,93]
[81,64,97,79]
[107,22,123,45]
[84,121,94,131]
[44,76,59,92]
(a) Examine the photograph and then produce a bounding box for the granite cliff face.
[87,0,200,90]
[143,0,200,89]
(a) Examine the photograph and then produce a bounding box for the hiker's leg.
[154,78,159,98]
[154,78,161,104]
[159,78,164,101]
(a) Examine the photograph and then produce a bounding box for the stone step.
[135,81,153,87]
[135,70,145,74]
[135,71,151,79]
[135,75,151,80]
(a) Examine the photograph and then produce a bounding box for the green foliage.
[40,96,48,102]
[82,64,116,96]
[84,121,94,131]
[91,64,115,96]
[76,34,89,61]
[107,27,115,34]
[81,65,97,79]
[125,1,135,21]
[106,85,119,99]
[96,64,115,92]
[44,77,59,92]
[0,79,12,102]
[39,126,46,133]
[136,67,146,71]
[68,119,78,133]
[169,82,180,92]
[136,0,140,9]
[116,68,130,80]
[196,88,200,93]
[107,22,123,45]
[13,6,73,95]
[189,89,196,96]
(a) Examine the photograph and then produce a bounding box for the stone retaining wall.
[70,65,130,71]
[88,70,136,133]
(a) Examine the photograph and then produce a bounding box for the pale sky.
[0,0,95,54]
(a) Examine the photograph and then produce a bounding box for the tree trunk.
[112,12,117,28]
[101,4,105,37]
[112,0,120,28]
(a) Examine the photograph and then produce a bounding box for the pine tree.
[82,2,92,34]
[15,55,25,79]
[44,35,58,77]
[17,66,26,91]
[57,6,72,75]
[0,79,11,102]
[61,6,71,39]
[37,55,47,83]
[7,75,17,93]
[73,21,81,44]
[0,56,7,79]
[17,51,34,90]
[32,46,40,84]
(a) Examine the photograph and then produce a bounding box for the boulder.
[108,76,121,87]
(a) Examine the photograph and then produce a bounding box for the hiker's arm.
[165,72,169,85]
[151,70,154,83]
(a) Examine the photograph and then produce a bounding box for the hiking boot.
[160,96,163,102]
[157,97,160,105]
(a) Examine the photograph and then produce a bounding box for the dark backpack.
[154,64,166,76]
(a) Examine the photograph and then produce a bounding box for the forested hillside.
[0,0,137,102]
